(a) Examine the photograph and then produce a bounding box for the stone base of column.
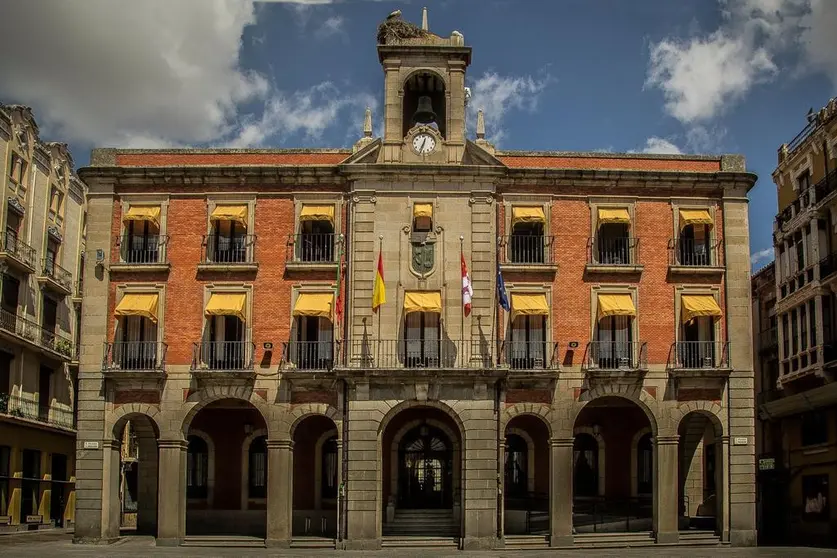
[729,529,757,546]
[343,538,381,550]
[461,536,500,550]
[264,538,291,548]
[655,531,679,544]
[155,537,181,547]
[71,536,121,545]
[549,534,574,548]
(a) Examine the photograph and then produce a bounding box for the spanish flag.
[372,251,386,313]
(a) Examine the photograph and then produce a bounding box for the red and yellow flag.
[372,251,386,313]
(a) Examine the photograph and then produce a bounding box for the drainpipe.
[341,192,351,544]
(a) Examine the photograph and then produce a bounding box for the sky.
[1,0,836,271]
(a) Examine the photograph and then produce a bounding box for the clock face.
[412,133,436,155]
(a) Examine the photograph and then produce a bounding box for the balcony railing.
[0,393,74,429]
[192,340,255,371]
[589,236,639,266]
[758,328,778,353]
[584,341,648,371]
[341,338,495,369]
[201,234,256,265]
[0,308,73,357]
[500,235,555,266]
[786,118,818,155]
[41,258,73,291]
[669,341,730,370]
[499,340,560,370]
[118,234,167,264]
[283,340,337,370]
[0,231,37,270]
[103,341,167,372]
[775,169,837,229]
[290,233,336,263]
[668,238,723,267]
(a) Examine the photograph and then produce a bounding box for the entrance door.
[50,454,67,527]
[398,425,452,509]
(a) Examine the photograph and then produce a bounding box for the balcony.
[583,341,648,377]
[197,234,257,272]
[774,169,837,231]
[498,340,561,381]
[668,238,724,277]
[758,328,778,355]
[499,235,557,274]
[282,340,337,372]
[111,234,170,272]
[37,259,73,296]
[779,265,815,301]
[337,338,499,377]
[102,341,168,380]
[286,233,338,271]
[0,393,75,431]
[668,341,731,379]
[586,236,643,274]
[0,232,37,274]
[0,308,73,360]
[191,340,255,379]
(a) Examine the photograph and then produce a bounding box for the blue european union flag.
[497,270,510,311]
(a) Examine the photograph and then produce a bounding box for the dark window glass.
[504,434,528,497]
[186,435,208,499]
[801,412,828,447]
[321,436,338,500]
[248,436,267,498]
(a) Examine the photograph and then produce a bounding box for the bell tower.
[376,9,472,164]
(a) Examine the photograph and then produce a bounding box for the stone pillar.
[344,398,380,550]
[654,435,680,544]
[156,439,186,547]
[102,440,122,541]
[549,438,574,548]
[461,399,499,550]
[717,436,730,542]
[266,439,293,547]
[136,436,159,535]
[334,437,344,542]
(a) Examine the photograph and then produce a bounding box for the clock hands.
[420,137,427,152]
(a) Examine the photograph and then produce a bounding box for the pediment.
[463,140,506,167]
[340,138,382,165]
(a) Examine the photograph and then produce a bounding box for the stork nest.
[377,18,429,45]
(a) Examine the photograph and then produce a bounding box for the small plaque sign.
[26,515,42,524]
[758,457,776,471]
[83,441,99,449]
[733,436,748,446]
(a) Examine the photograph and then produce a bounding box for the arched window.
[186,435,208,499]
[321,436,338,500]
[637,433,653,495]
[505,434,528,497]
[248,436,267,498]
[573,433,599,497]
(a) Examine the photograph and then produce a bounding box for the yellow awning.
[293,292,334,319]
[679,209,713,228]
[681,294,723,323]
[123,206,161,229]
[597,293,636,321]
[300,205,335,224]
[210,205,248,228]
[404,291,442,314]
[204,293,246,321]
[598,208,631,225]
[511,293,549,321]
[511,207,546,227]
[413,203,433,219]
[114,293,159,324]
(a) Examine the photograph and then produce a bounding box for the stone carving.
[7,197,24,216]
[47,226,63,243]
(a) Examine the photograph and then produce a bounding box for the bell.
[413,96,437,125]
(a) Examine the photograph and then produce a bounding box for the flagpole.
[377,234,382,365]
[460,236,465,349]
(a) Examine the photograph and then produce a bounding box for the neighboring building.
[74,11,756,550]
[0,104,86,531]
[755,97,837,547]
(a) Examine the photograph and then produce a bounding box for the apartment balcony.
[778,264,815,303]
[191,340,255,380]
[774,169,837,232]
[498,235,558,274]
[102,341,168,380]
[37,259,73,296]
[498,340,560,386]
[285,233,339,272]
[197,234,258,272]
[667,238,725,277]
[0,393,75,431]
[586,236,643,274]
[0,308,73,360]
[668,342,731,383]
[111,234,170,272]
[583,341,648,378]
[779,345,824,386]
[0,232,37,274]
[758,328,778,355]
[282,340,337,379]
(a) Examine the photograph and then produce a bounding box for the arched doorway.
[503,414,550,536]
[678,411,723,534]
[398,424,452,509]
[113,414,159,536]
[292,414,339,538]
[573,396,654,533]
[184,398,267,537]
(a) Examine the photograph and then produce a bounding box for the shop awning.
[293,292,334,319]
[511,293,549,321]
[681,294,723,323]
[210,205,248,228]
[404,291,442,314]
[679,209,713,228]
[114,293,159,324]
[123,206,161,229]
[598,208,631,225]
[511,207,546,227]
[204,293,246,321]
[300,205,335,224]
[597,293,636,321]
[413,203,433,219]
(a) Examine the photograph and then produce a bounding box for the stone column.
[102,440,122,541]
[653,435,680,544]
[266,439,293,548]
[717,436,730,542]
[335,438,344,542]
[156,439,186,547]
[549,438,574,548]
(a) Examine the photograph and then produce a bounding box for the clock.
[412,133,436,155]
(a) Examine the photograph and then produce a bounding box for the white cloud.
[638,137,683,155]
[315,16,345,39]
[802,0,837,87]
[751,248,774,266]
[467,72,551,145]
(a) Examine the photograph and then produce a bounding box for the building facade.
[0,104,86,531]
[74,12,757,550]
[755,97,837,546]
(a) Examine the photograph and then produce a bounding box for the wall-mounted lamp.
[244,423,253,435]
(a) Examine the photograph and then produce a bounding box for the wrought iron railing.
[500,235,555,265]
[103,341,167,372]
[584,341,648,370]
[572,496,653,533]
[668,237,723,267]
[589,236,639,266]
[499,340,560,370]
[201,234,256,264]
[0,308,73,357]
[290,233,336,263]
[192,340,255,371]
[0,231,37,269]
[118,234,167,264]
[341,338,495,369]
[41,258,73,291]
[283,340,337,370]
[787,118,818,155]
[669,341,730,369]
[0,393,74,429]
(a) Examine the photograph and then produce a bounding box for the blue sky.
[1,0,836,270]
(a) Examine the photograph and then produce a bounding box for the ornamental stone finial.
[363,106,373,138]
[476,109,486,140]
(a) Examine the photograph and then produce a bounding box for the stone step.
[290,537,335,549]
[381,536,459,548]
[574,531,656,549]
[182,536,265,548]
[504,534,550,549]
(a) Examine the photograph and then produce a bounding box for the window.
[186,435,208,499]
[596,315,633,368]
[321,436,338,500]
[597,223,631,264]
[248,436,267,499]
[794,232,805,271]
[637,433,652,495]
[510,221,545,264]
[782,313,790,359]
[797,170,811,193]
[504,434,528,497]
[38,367,52,422]
[801,411,828,447]
[207,314,245,369]
[5,210,21,250]
[404,312,440,367]
[801,305,808,352]
[802,474,829,520]
[295,315,333,369]
[510,315,546,369]
[211,219,247,263]
[791,308,799,357]
[704,442,716,498]
[124,220,160,264]
[573,434,598,497]
[119,315,158,369]
[299,219,334,262]
[679,224,711,266]
[0,445,9,517]
[20,449,40,523]
[1,275,19,316]
[45,240,58,277]
[9,153,27,189]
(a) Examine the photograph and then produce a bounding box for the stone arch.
[377,399,466,439]
[501,403,554,437]
[108,404,162,441]
[240,428,268,510]
[572,385,661,436]
[505,427,536,493]
[573,426,606,496]
[179,386,272,439]
[402,67,449,90]
[286,403,341,441]
[630,426,653,497]
[674,402,725,438]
